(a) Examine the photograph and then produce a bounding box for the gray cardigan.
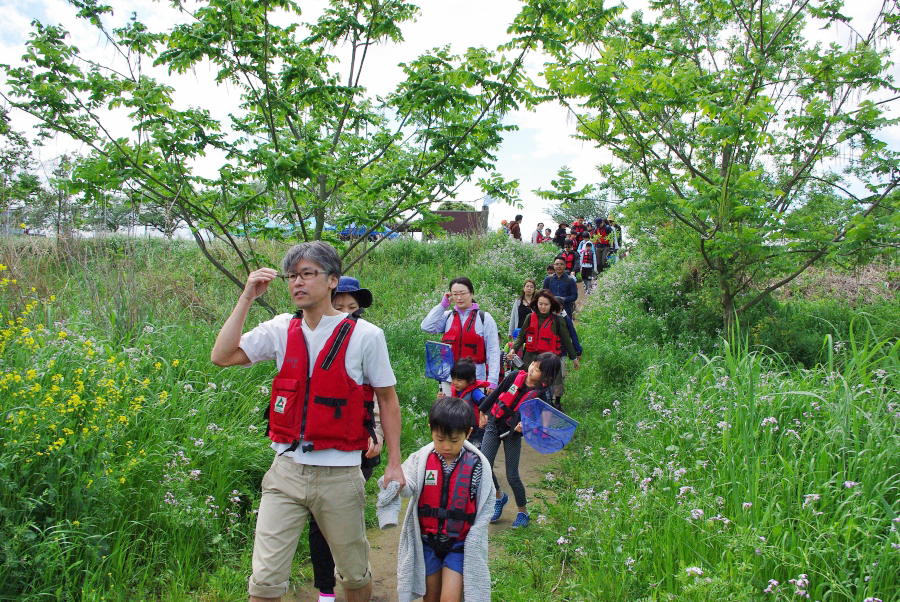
[396,441,495,602]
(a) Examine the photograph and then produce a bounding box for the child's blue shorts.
[422,538,465,576]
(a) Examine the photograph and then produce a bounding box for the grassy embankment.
[1,234,898,601]
[490,255,900,601]
[0,234,550,600]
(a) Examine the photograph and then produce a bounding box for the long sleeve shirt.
[541,273,578,316]
[421,300,501,388]
[510,311,578,360]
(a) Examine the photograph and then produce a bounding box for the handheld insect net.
[518,397,579,454]
[424,341,454,383]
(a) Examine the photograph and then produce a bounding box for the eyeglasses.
[449,291,471,298]
[278,269,326,282]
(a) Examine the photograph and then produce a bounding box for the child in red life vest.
[395,397,495,602]
[439,358,489,448]
[478,352,561,528]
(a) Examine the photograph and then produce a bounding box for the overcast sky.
[2,0,896,236]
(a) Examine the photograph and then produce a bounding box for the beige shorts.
[248,455,371,598]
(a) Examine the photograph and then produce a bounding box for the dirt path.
[287,282,588,601]
[286,440,553,602]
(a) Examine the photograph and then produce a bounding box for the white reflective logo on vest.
[508,384,518,395]
[274,396,287,414]
[424,469,438,486]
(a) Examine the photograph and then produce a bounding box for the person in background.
[508,214,522,241]
[558,240,580,278]
[542,257,578,319]
[308,276,384,602]
[506,292,579,411]
[571,216,587,237]
[421,277,501,395]
[508,278,536,339]
[552,295,582,411]
[553,224,568,249]
[210,241,404,602]
[580,242,597,294]
[543,227,553,243]
[531,222,545,244]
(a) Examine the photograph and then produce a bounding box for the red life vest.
[596,226,610,245]
[442,310,486,363]
[490,370,535,424]
[418,450,479,542]
[267,313,375,452]
[450,380,491,421]
[561,251,576,270]
[580,248,594,268]
[524,314,561,354]
[572,222,586,235]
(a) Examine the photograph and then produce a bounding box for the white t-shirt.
[240,312,397,466]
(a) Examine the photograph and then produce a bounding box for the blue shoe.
[511,512,530,528]
[491,492,509,522]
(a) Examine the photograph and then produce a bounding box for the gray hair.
[281,241,342,278]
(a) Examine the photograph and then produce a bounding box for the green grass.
[0,234,556,600]
[488,256,900,602]
[2,236,897,601]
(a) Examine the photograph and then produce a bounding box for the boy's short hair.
[450,358,477,382]
[429,397,475,436]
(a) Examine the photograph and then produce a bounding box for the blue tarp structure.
[338,223,399,239]
[233,218,335,237]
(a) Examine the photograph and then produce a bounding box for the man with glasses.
[211,241,404,602]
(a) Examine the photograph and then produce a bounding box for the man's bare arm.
[211,268,277,367]
[373,385,405,488]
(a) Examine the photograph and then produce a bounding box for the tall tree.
[533,165,612,224]
[511,0,900,328]
[3,0,539,305]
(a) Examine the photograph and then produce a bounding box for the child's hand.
[573,357,580,370]
[479,412,489,428]
[436,391,446,399]
[514,422,522,433]
[365,436,383,458]
[506,351,516,361]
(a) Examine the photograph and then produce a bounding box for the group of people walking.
[211,233,607,602]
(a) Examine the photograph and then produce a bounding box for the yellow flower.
[119,477,125,484]
[0,264,5,271]
[172,359,180,367]
[154,362,161,371]
[58,331,68,339]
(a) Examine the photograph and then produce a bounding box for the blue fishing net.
[425,341,454,382]
[519,397,579,454]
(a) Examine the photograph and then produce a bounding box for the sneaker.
[511,512,530,528]
[318,594,336,602]
[491,492,509,522]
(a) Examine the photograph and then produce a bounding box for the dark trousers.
[480,419,527,508]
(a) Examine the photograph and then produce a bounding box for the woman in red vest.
[421,277,502,395]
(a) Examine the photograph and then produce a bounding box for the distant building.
[434,207,489,235]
